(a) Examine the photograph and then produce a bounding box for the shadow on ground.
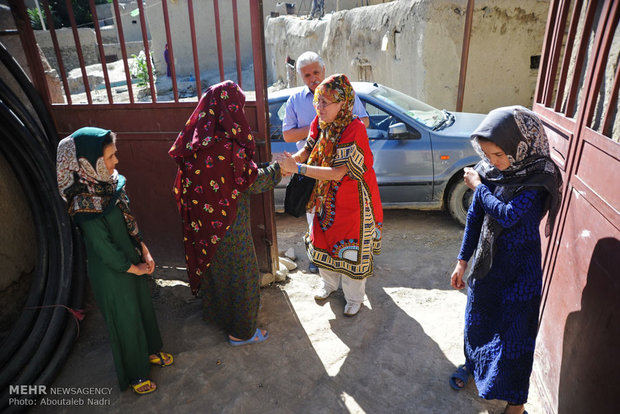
[32,210,544,413]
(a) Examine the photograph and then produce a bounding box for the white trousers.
[319,268,367,306]
[306,212,314,232]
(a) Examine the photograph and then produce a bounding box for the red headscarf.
[169,80,258,294]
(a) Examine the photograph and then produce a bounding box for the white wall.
[145,0,254,80]
[265,0,549,113]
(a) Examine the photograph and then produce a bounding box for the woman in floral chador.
[169,81,281,346]
[279,74,383,317]
[57,127,172,395]
[449,106,562,414]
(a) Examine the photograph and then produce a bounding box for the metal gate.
[8,0,278,274]
[533,0,619,412]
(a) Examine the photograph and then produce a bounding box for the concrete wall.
[145,0,254,80]
[265,0,549,114]
[263,0,393,16]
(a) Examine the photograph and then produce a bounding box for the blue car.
[268,82,485,225]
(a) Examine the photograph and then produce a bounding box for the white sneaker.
[344,302,361,316]
[314,287,334,300]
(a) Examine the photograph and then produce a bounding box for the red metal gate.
[533,0,619,412]
[8,0,278,274]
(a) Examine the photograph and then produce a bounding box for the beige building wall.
[145,0,254,79]
[265,0,549,114]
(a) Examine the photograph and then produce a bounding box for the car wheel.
[447,178,473,226]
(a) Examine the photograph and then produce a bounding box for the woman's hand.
[292,147,310,163]
[276,151,298,175]
[141,242,155,274]
[450,259,468,289]
[128,263,150,276]
[463,167,481,190]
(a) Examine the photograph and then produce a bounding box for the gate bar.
[213,0,225,81]
[232,0,242,87]
[564,0,597,117]
[111,0,135,104]
[554,0,583,113]
[541,0,569,107]
[161,0,179,102]
[64,0,92,104]
[40,0,71,104]
[187,0,202,97]
[584,0,620,129]
[88,0,113,104]
[7,0,51,108]
[136,0,156,103]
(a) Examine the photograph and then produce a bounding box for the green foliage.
[27,8,43,30]
[28,1,94,30]
[130,51,155,87]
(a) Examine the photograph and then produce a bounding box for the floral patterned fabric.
[56,127,142,243]
[201,163,281,340]
[305,74,355,214]
[169,81,258,294]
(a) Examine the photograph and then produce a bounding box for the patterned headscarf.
[56,127,143,243]
[169,80,258,294]
[306,74,355,213]
[467,106,562,281]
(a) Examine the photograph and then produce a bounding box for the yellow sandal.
[149,352,174,367]
[130,378,156,395]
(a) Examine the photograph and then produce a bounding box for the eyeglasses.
[313,99,338,109]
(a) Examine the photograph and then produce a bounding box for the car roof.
[267,82,379,100]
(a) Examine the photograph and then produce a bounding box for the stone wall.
[265,0,549,113]
[34,27,99,77]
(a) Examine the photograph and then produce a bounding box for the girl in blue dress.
[449,106,562,414]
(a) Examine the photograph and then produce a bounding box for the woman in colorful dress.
[56,127,173,395]
[448,106,562,414]
[279,74,383,317]
[169,81,281,346]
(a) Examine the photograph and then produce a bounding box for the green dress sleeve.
[79,214,134,273]
[247,162,282,195]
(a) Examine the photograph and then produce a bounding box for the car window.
[269,100,286,141]
[363,100,420,140]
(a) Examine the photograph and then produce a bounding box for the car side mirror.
[389,122,420,139]
[388,122,407,137]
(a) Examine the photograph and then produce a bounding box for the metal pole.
[456,0,474,112]
[34,0,46,30]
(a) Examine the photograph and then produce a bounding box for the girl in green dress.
[57,127,173,394]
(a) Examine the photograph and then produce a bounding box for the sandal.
[228,328,269,347]
[449,364,470,390]
[149,352,174,367]
[130,378,157,395]
[503,402,527,414]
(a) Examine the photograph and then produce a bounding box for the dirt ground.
[30,209,545,414]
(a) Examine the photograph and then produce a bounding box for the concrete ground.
[32,210,545,413]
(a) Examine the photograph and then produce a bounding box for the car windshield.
[368,84,447,129]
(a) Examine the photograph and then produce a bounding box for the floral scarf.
[169,80,258,294]
[306,74,355,213]
[56,127,143,243]
[468,106,562,281]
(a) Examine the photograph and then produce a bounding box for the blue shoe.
[228,328,269,347]
[309,262,318,273]
[449,364,470,390]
